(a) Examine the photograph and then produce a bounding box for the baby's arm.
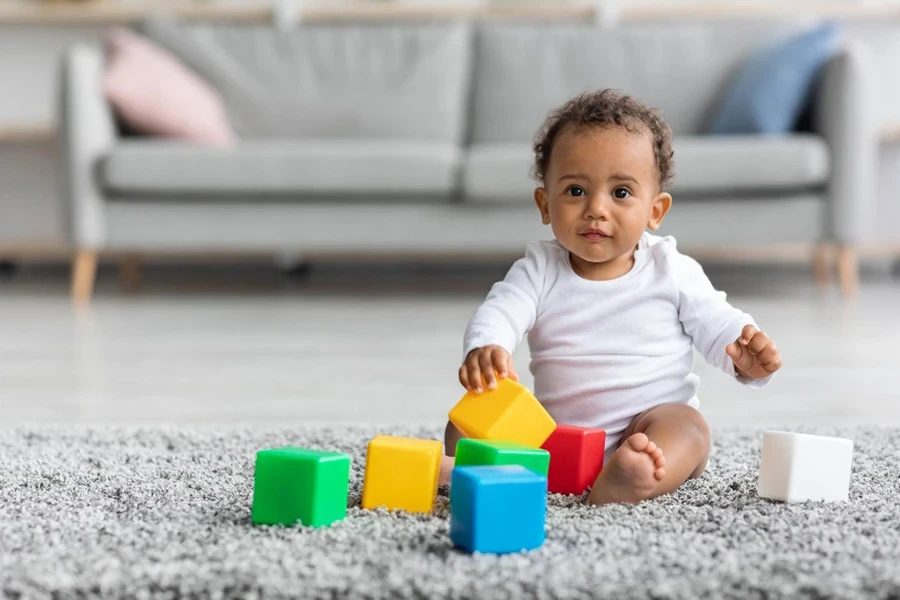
[672,252,780,386]
[461,243,546,391]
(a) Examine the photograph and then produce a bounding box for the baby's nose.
[584,196,611,220]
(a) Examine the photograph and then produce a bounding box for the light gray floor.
[1,264,899,428]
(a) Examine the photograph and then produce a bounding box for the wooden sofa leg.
[120,253,142,292]
[72,250,98,304]
[813,244,834,286]
[837,246,859,298]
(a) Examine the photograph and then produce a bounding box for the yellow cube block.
[449,378,556,448]
[361,435,443,513]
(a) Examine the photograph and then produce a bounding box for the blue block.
[449,465,547,554]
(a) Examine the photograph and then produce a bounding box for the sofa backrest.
[140,19,473,143]
[470,21,811,143]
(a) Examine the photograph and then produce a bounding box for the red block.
[540,425,607,495]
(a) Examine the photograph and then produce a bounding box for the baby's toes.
[625,432,650,452]
[653,467,666,481]
[645,440,658,455]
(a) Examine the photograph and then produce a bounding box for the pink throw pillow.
[102,27,236,146]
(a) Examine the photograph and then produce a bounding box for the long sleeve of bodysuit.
[462,243,547,360]
[671,250,772,388]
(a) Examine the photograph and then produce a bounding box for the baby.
[443,89,782,505]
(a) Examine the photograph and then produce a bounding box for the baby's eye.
[566,186,586,197]
[613,187,631,199]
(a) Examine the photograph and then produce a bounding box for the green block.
[251,446,350,528]
[454,439,550,476]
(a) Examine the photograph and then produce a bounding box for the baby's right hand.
[459,345,519,393]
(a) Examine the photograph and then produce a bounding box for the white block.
[757,431,853,503]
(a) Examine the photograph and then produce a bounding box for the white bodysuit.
[463,233,769,458]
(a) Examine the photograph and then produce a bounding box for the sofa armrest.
[59,44,116,249]
[812,42,878,245]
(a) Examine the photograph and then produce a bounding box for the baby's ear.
[534,187,551,225]
[648,192,672,230]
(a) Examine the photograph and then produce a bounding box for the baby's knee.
[686,406,711,444]
[638,404,710,454]
[680,407,711,478]
[676,406,711,454]
[444,421,465,456]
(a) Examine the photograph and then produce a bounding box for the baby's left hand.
[725,324,782,380]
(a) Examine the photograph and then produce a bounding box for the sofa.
[61,19,876,302]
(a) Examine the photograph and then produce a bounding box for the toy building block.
[450,465,547,554]
[251,446,350,527]
[540,425,607,495]
[449,378,556,448]
[454,438,550,476]
[758,430,854,502]
[361,435,443,513]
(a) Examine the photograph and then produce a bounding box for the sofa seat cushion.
[673,135,830,194]
[100,140,460,197]
[462,135,830,203]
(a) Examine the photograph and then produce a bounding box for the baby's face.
[534,125,671,280]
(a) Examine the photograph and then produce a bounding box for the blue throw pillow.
[706,23,842,135]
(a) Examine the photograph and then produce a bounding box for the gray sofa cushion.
[462,134,829,202]
[100,140,460,197]
[139,20,472,143]
[671,134,829,194]
[471,22,812,143]
[462,143,535,202]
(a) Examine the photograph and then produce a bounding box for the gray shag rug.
[1,425,899,599]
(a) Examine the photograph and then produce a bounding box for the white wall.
[0,25,105,247]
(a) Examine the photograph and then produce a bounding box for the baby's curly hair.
[532,89,675,190]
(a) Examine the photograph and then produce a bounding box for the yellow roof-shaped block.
[361,435,442,513]
[449,378,556,448]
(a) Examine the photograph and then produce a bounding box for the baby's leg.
[439,421,464,485]
[587,404,710,505]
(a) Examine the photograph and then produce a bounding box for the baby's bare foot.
[587,432,667,505]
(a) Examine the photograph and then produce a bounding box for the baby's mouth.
[579,230,611,241]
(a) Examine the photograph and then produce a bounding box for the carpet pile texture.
[1,425,898,599]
